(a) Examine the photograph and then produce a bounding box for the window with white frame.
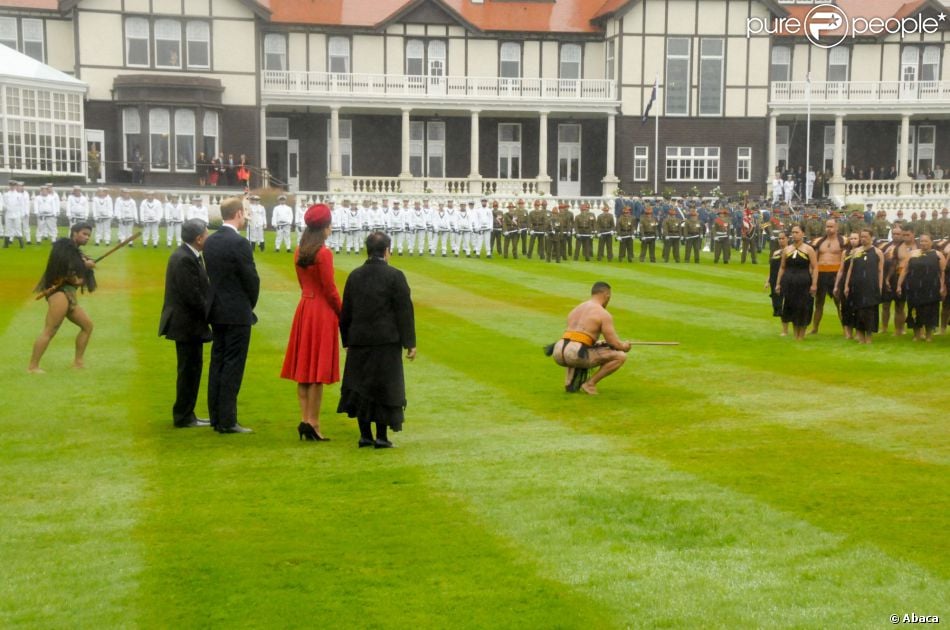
[916,125,935,175]
[827,46,849,81]
[1,85,82,174]
[155,19,181,68]
[699,38,723,116]
[737,147,752,182]
[21,18,43,62]
[821,125,846,173]
[776,125,789,172]
[921,46,940,82]
[665,38,690,115]
[498,123,521,179]
[325,119,352,176]
[329,36,350,73]
[428,40,446,82]
[126,17,150,67]
[123,107,140,169]
[263,33,286,71]
[606,40,615,81]
[149,108,170,170]
[406,39,424,75]
[769,45,791,82]
[500,42,521,78]
[175,109,195,170]
[186,21,210,69]
[666,146,720,182]
[40,122,53,171]
[202,110,218,160]
[633,146,649,181]
[560,43,581,80]
[427,121,445,178]
[0,17,16,50]
[409,121,424,177]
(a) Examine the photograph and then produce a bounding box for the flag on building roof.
[641,76,658,124]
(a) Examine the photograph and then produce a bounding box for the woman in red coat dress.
[281,203,341,441]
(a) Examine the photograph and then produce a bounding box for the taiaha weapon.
[35,232,141,300]
[627,341,679,346]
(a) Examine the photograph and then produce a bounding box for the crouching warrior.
[544,281,631,395]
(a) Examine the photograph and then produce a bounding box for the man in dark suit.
[337,232,416,449]
[159,219,212,428]
[204,197,260,434]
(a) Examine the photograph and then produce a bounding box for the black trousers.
[662,238,681,262]
[574,236,593,260]
[528,233,546,259]
[504,233,520,258]
[208,324,251,429]
[491,230,503,254]
[618,237,634,261]
[597,236,613,261]
[741,237,758,263]
[714,237,731,263]
[639,238,656,262]
[173,340,204,425]
[684,236,701,262]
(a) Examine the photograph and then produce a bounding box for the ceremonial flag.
[641,77,658,124]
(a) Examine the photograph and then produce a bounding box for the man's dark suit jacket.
[159,244,211,342]
[204,225,259,326]
[340,257,415,349]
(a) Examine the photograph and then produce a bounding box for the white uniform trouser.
[433,230,451,255]
[806,182,814,200]
[275,225,292,251]
[773,189,781,204]
[411,230,426,254]
[391,230,406,253]
[22,215,32,242]
[168,222,183,246]
[142,221,160,246]
[118,219,135,243]
[784,190,793,204]
[3,214,20,238]
[459,230,473,255]
[450,230,461,255]
[95,219,112,244]
[37,215,57,241]
[247,224,263,245]
[68,215,86,228]
[477,230,492,256]
[426,229,436,254]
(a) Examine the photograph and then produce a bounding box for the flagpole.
[654,75,659,196]
[805,72,811,204]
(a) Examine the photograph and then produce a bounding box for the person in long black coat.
[204,197,260,433]
[844,229,883,344]
[159,219,212,428]
[337,231,416,449]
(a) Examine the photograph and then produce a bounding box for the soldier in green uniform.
[804,210,823,243]
[871,210,892,244]
[503,202,521,259]
[916,210,933,236]
[573,202,595,261]
[712,208,733,263]
[616,204,636,262]
[596,203,615,261]
[683,208,704,263]
[490,201,504,255]
[516,199,529,255]
[740,207,759,264]
[768,209,787,253]
[661,207,683,263]
[546,205,565,263]
[934,208,950,241]
[848,210,868,236]
[638,206,658,262]
[527,200,546,260]
[560,203,575,259]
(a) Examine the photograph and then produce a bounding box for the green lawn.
[1,234,946,628]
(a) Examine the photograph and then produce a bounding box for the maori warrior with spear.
[28,222,139,373]
[543,281,677,395]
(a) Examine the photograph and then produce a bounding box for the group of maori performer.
[769,217,948,343]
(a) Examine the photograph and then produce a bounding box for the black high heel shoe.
[297,422,316,441]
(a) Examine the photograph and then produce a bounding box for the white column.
[601,113,620,196]
[767,113,777,182]
[898,114,911,180]
[537,111,549,181]
[469,110,481,179]
[832,114,844,181]
[400,108,412,178]
[259,106,268,186]
[329,106,342,176]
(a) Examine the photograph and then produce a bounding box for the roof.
[0,0,58,9]
[0,43,86,90]
[269,0,614,34]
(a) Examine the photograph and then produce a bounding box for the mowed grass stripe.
[403,326,948,627]
[407,291,949,579]
[124,249,610,628]
[0,255,146,627]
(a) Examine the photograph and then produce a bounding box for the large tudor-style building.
[0,0,948,207]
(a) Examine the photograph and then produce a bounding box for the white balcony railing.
[262,71,616,103]
[771,80,950,105]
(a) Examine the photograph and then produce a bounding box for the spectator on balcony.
[934,164,944,179]
[226,154,237,187]
[886,165,897,180]
[845,165,858,180]
[237,154,251,188]
[867,166,877,180]
[197,152,211,186]
[915,170,928,181]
